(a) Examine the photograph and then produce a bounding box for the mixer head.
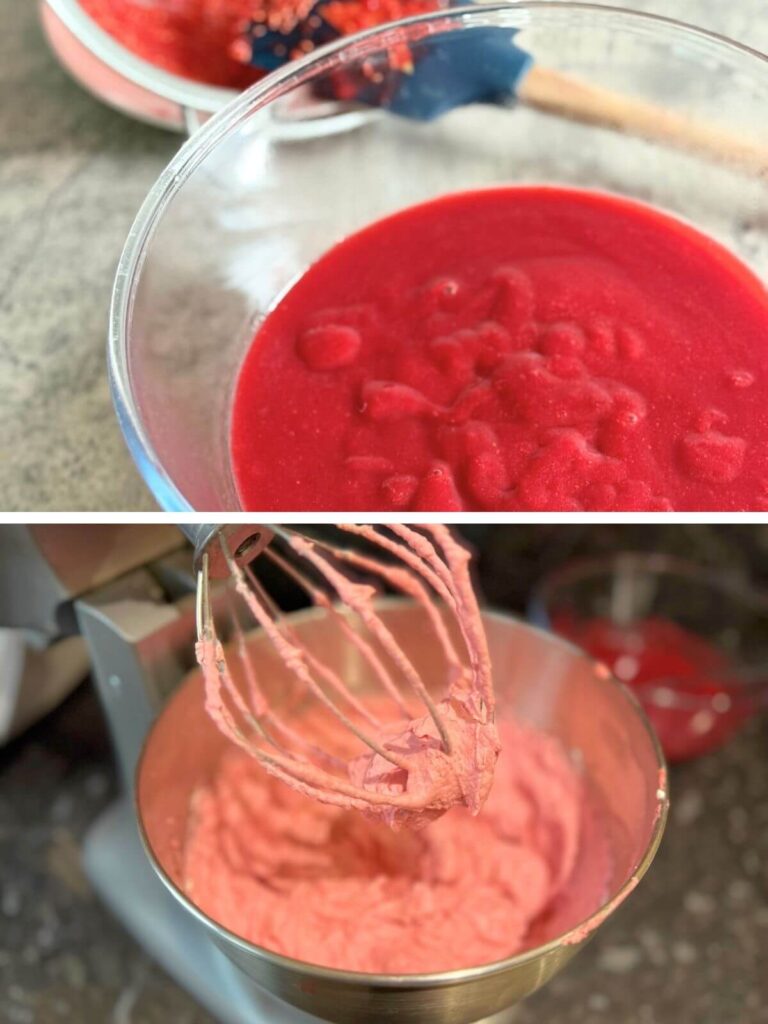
[192,524,499,828]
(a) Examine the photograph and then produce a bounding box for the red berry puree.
[80,0,262,88]
[78,0,442,88]
[555,616,755,761]
[230,186,768,511]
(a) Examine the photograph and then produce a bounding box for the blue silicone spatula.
[238,7,768,175]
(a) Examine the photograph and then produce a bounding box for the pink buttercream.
[182,716,611,973]
[349,694,500,829]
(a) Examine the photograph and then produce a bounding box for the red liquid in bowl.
[554,616,755,761]
[78,0,443,89]
[231,186,768,511]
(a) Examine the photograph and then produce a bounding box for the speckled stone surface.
[2,0,768,510]
[1,525,768,1023]
[0,0,176,511]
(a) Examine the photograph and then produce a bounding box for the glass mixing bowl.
[530,553,768,762]
[108,3,768,511]
[40,0,238,132]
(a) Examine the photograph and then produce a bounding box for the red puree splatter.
[231,187,768,511]
[80,0,261,88]
[555,616,755,761]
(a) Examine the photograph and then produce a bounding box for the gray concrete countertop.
[2,0,768,511]
[1,0,176,511]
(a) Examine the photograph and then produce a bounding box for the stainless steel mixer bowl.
[136,604,668,1024]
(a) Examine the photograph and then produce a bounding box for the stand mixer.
[0,525,668,1024]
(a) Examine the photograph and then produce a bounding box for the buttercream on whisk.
[194,526,500,829]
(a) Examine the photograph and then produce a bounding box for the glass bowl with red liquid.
[107,3,768,512]
[40,0,446,133]
[40,0,246,131]
[529,553,768,762]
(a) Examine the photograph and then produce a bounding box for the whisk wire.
[243,560,383,729]
[197,578,425,811]
[226,545,412,771]
[264,545,412,719]
[195,526,495,818]
[284,531,453,753]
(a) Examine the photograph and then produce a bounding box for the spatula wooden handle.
[518,65,768,177]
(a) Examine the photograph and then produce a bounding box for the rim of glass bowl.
[135,607,669,986]
[634,679,755,712]
[107,2,768,513]
[528,551,768,694]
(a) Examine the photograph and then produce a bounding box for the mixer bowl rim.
[134,603,669,987]
[104,1,768,512]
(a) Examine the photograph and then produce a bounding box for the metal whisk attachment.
[188,525,498,828]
